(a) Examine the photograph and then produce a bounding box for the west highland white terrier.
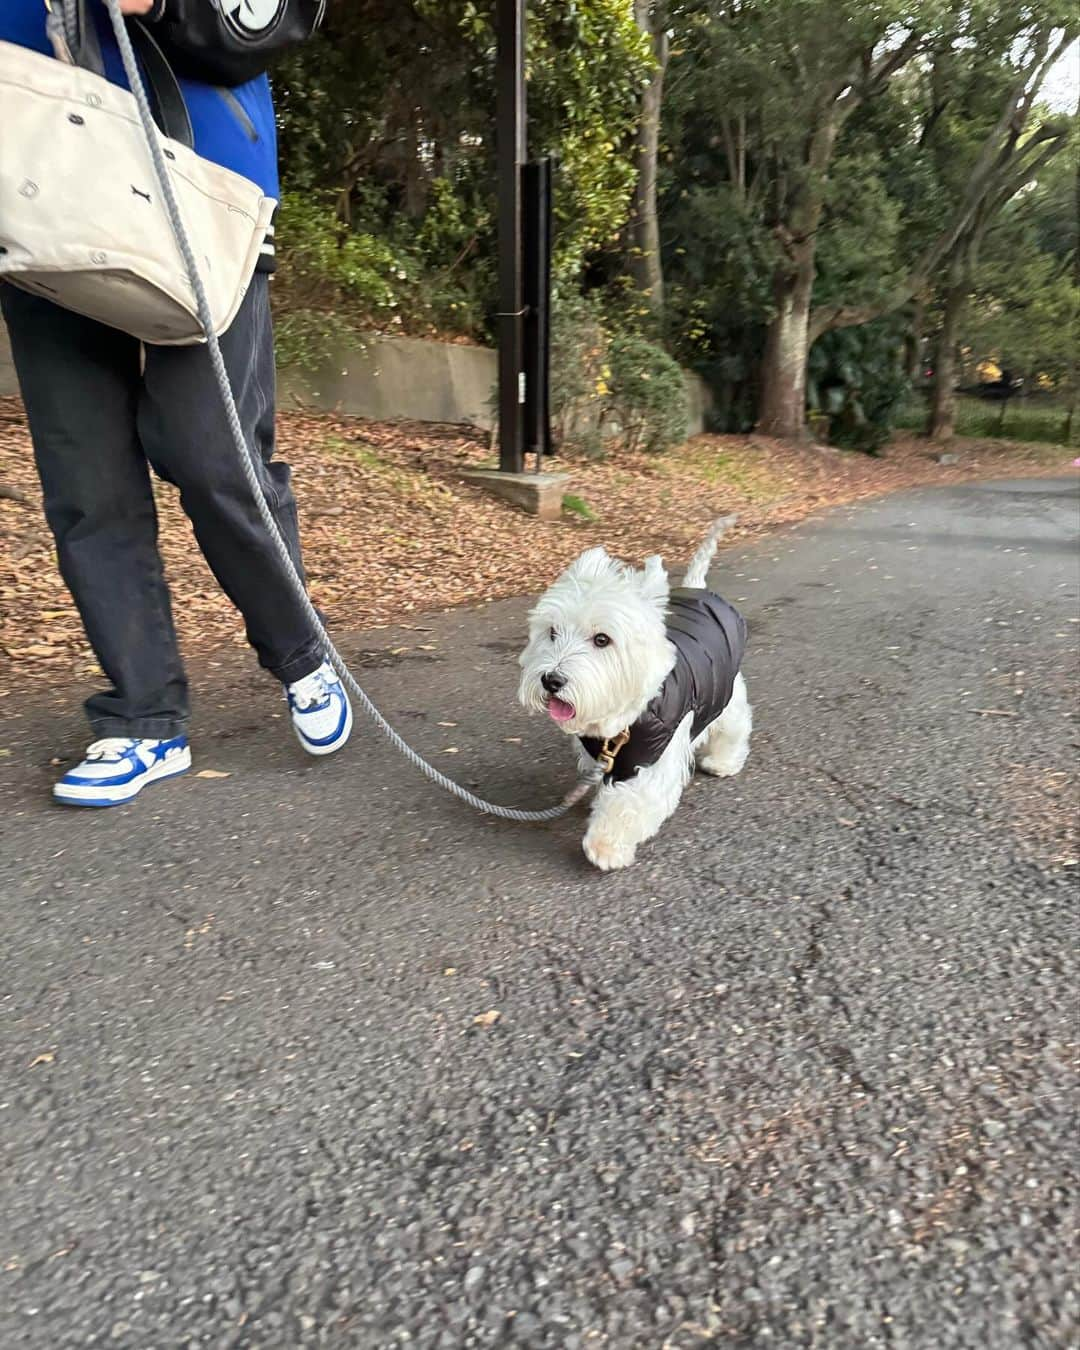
[518,517,751,870]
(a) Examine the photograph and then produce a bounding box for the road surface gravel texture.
[1,478,1077,1349]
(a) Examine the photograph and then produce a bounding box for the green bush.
[273,307,361,373]
[549,290,611,455]
[272,191,489,365]
[276,193,411,313]
[606,335,689,454]
[807,318,910,454]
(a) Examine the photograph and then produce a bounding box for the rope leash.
[104,0,598,823]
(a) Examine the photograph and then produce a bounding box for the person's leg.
[138,276,324,686]
[1,284,189,737]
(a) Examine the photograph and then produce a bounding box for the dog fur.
[518,518,752,870]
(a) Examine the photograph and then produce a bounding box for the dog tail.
[682,515,737,589]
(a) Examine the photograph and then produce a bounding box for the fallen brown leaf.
[473,1010,501,1027]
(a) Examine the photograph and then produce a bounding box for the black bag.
[150,0,325,87]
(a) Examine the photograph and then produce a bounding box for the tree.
[653,0,945,439]
[957,150,1079,442]
[628,2,669,313]
[912,34,1075,436]
[659,1,1075,441]
[812,17,1075,342]
[703,2,932,439]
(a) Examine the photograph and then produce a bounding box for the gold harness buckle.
[596,728,631,776]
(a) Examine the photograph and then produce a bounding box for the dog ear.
[637,554,670,606]
[565,546,616,582]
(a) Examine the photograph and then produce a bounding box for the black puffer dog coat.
[579,589,747,784]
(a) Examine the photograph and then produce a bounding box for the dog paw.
[583,830,637,871]
[697,749,750,778]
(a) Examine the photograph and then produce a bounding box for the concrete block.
[278,335,497,429]
[462,469,570,520]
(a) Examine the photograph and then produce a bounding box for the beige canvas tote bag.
[0,11,275,343]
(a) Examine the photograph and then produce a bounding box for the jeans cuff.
[88,717,188,740]
[270,643,326,687]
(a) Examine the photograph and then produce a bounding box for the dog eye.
[592,633,612,648]
[549,626,557,642]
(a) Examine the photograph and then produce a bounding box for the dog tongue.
[547,696,575,723]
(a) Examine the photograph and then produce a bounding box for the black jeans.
[2,278,322,737]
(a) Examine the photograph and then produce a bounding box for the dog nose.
[541,671,567,695]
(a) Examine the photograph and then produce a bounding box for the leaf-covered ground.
[0,394,1072,691]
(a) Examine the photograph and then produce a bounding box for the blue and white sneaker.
[53,736,191,807]
[287,661,352,756]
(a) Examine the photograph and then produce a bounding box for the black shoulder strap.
[130,19,193,149]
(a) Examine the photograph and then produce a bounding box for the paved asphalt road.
[1,478,1077,1349]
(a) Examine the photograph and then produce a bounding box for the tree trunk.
[628,3,669,314]
[757,118,838,440]
[927,282,964,440]
[904,297,926,382]
[757,261,814,439]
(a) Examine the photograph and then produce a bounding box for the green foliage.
[808,318,911,453]
[663,184,775,430]
[659,0,1076,442]
[895,394,1073,447]
[606,334,689,454]
[271,188,494,363]
[813,149,907,312]
[962,150,1079,406]
[548,291,691,457]
[275,192,410,312]
[527,1,653,277]
[267,0,1075,459]
[273,0,650,352]
[562,493,598,520]
[549,289,611,453]
[270,192,408,368]
[273,307,356,374]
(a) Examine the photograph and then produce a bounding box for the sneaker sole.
[293,697,353,757]
[53,749,193,807]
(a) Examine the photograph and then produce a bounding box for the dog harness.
[579,589,747,784]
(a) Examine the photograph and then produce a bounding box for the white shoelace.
[289,668,332,711]
[84,738,140,761]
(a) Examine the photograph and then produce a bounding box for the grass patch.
[895,394,1073,447]
[675,444,787,503]
[563,493,597,521]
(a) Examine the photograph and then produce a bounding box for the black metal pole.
[522,158,553,468]
[496,0,525,474]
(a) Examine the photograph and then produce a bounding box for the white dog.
[518,518,752,870]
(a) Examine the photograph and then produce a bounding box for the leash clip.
[596,728,630,776]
